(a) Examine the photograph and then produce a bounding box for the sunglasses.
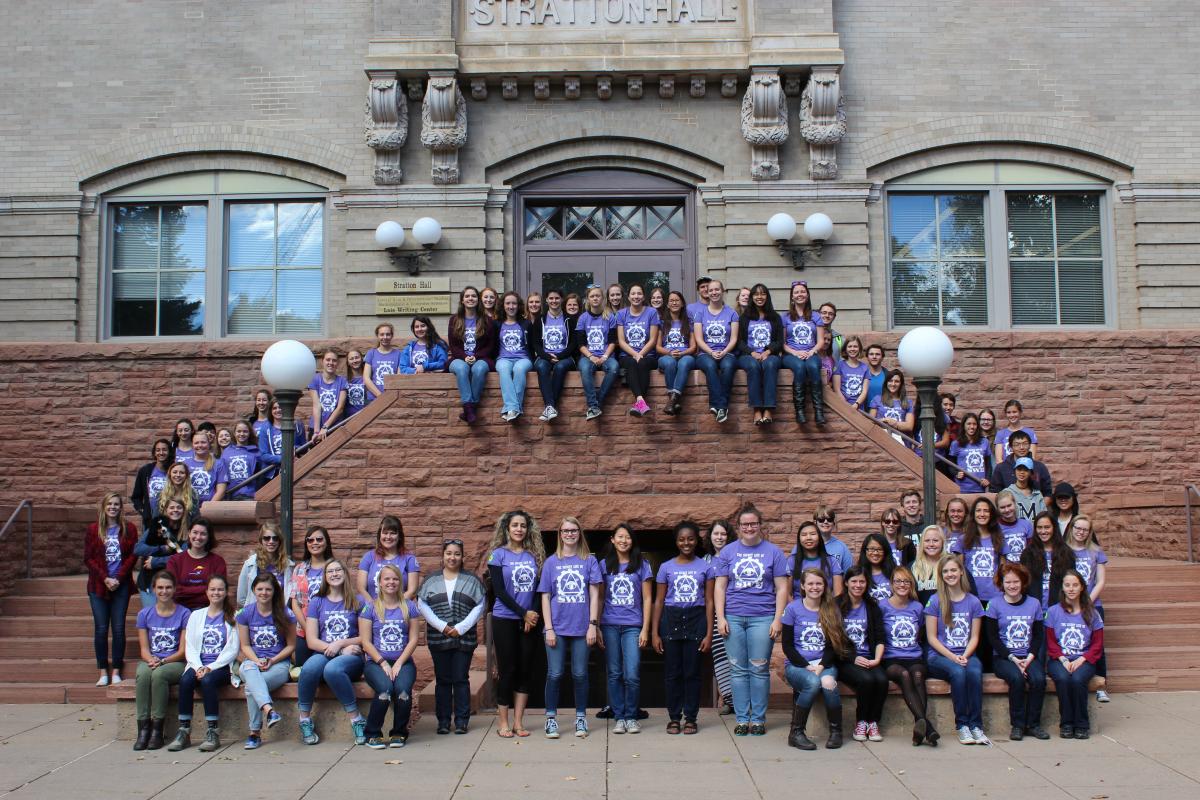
[261,535,279,542]
[306,536,326,543]
[882,520,900,526]
[791,280,808,288]
[815,516,833,523]
[444,538,464,546]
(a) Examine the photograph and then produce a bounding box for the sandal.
[682,721,698,735]
[666,720,682,735]
[497,727,514,738]
[514,727,530,738]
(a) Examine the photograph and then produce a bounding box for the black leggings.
[883,657,929,722]
[619,354,657,399]
[839,661,889,723]
[492,616,540,707]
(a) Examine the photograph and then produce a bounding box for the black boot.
[825,706,843,749]
[792,381,807,424]
[133,719,151,751]
[147,719,165,750]
[809,381,827,425]
[787,705,816,751]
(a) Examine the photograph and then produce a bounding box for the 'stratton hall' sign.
[466,0,740,27]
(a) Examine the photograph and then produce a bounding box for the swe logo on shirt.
[664,326,685,349]
[968,548,996,577]
[190,469,214,497]
[704,320,728,345]
[626,322,648,349]
[842,374,863,396]
[789,322,814,347]
[963,448,986,474]
[555,566,587,603]
[945,611,971,649]
[889,616,918,648]
[844,618,866,648]
[379,620,405,651]
[607,573,636,607]
[543,326,566,351]
[201,625,224,656]
[798,621,826,652]
[672,572,700,603]
[731,555,765,590]
[252,625,280,652]
[501,329,523,351]
[1059,623,1088,655]
[510,563,536,593]
[148,476,166,498]
[586,327,606,352]
[318,388,338,412]
[748,323,771,350]
[1003,617,1032,650]
[323,612,351,640]
[151,628,178,654]
[348,383,366,406]
[227,456,249,481]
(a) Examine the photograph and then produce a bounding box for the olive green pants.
[135,661,186,720]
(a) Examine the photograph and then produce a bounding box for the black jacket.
[528,312,578,362]
[991,455,1053,497]
[736,311,783,357]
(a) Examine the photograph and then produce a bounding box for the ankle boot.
[133,719,151,751]
[147,719,165,750]
[792,381,807,424]
[464,403,477,424]
[809,381,826,425]
[459,404,470,422]
[787,705,816,751]
[825,706,843,749]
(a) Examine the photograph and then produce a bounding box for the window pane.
[939,261,988,326]
[937,195,985,258]
[111,203,206,337]
[225,201,323,334]
[618,271,671,296]
[228,203,276,267]
[1055,194,1102,258]
[159,206,207,268]
[891,261,941,326]
[1006,194,1054,258]
[276,270,323,334]
[1010,260,1057,325]
[227,270,274,334]
[112,206,161,270]
[1059,259,1105,324]
[1007,193,1105,326]
[157,271,205,335]
[888,195,937,260]
[111,271,157,337]
[537,271,595,300]
[604,206,640,240]
[277,203,323,266]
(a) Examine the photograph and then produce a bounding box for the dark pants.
[533,357,575,408]
[619,354,658,399]
[838,661,889,723]
[294,634,315,666]
[88,584,131,670]
[363,660,416,738]
[993,656,1047,728]
[492,615,540,707]
[1048,660,1096,731]
[663,638,702,723]
[1095,607,1107,678]
[431,647,475,727]
[178,665,231,722]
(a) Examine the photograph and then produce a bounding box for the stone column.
[740,68,788,181]
[799,66,847,180]
[364,71,408,185]
[420,71,468,185]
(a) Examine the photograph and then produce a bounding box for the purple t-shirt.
[923,592,984,656]
[235,604,296,660]
[715,539,788,617]
[541,314,570,355]
[1045,604,1102,659]
[786,550,839,600]
[995,427,1038,459]
[308,374,348,428]
[104,524,122,577]
[868,571,893,602]
[984,595,1042,658]
[347,376,369,414]
[408,343,429,369]
[199,612,228,666]
[599,559,653,626]
[744,318,774,353]
[137,604,190,660]
[685,300,707,325]
[461,316,479,356]
[498,322,528,360]
[147,467,168,516]
[307,596,359,643]
[537,555,603,637]
[834,360,870,404]
[949,439,991,492]
[696,305,738,351]
[1070,547,1108,605]
[360,600,419,660]
[221,445,258,498]
[870,397,913,424]
[576,311,613,356]
[358,551,421,600]
[656,557,713,609]
[781,600,827,663]
[843,602,871,658]
[783,310,823,351]
[365,348,402,391]
[950,535,1011,604]
[303,566,324,599]
[488,548,539,620]
[999,518,1034,562]
[177,455,229,504]
[616,307,660,352]
[661,319,689,353]
[881,599,925,659]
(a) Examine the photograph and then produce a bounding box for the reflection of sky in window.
[229,203,322,267]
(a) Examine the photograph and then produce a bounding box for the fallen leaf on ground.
[565,776,577,781]
[384,759,402,765]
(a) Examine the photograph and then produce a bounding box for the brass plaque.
[374,276,451,293]
[375,294,453,315]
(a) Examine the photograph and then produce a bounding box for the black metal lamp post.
[261,340,316,557]
[897,327,955,529]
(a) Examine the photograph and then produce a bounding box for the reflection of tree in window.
[111,204,205,336]
[1007,193,1103,325]
[889,194,987,326]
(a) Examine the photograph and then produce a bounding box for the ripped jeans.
[363,660,417,739]
[723,614,775,724]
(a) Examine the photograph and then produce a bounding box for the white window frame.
[884,181,1116,331]
[100,191,328,340]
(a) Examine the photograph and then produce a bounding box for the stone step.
[1099,584,1189,603]
[0,595,141,617]
[0,681,119,704]
[0,616,133,637]
[13,575,88,597]
[0,658,104,683]
[1103,561,1200,582]
[1103,622,1200,647]
[1101,602,1200,625]
[0,636,140,658]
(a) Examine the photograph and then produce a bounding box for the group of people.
[88,483,1107,754]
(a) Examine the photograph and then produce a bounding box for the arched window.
[103,170,327,338]
[885,161,1112,328]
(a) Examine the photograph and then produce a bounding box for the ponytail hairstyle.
[799,567,851,659]
[251,572,290,636]
[373,564,409,622]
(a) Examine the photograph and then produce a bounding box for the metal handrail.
[0,500,34,579]
[850,404,988,490]
[1186,484,1199,564]
[225,414,354,496]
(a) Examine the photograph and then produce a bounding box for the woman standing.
[598,523,653,733]
[1051,483,1080,537]
[986,562,1049,741]
[131,439,174,531]
[1067,515,1110,702]
[576,285,620,420]
[309,350,348,442]
[178,432,228,505]
[693,278,740,424]
[656,290,698,416]
[222,422,263,501]
[995,399,1039,462]
[870,369,915,436]
[1020,511,1074,610]
[911,526,948,605]
[736,283,783,426]
[85,492,138,686]
[447,286,498,424]
[171,419,196,461]
[949,413,992,493]
[397,316,450,375]
[236,521,294,608]
[615,284,661,417]
[132,571,189,750]
[832,337,870,408]
[857,533,899,603]
[781,280,826,425]
[258,400,309,480]
[247,390,274,446]
[924,555,988,745]
[166,518,227,610]
[881,566,939,746]
[418,539,485,734]
[714,505,790,736]
[836,567,888,743]
[652,521,713,734]
[289,525,335,669]
[487,510,545,738]
[167,575,239,752]
[880,509,916,567]
[530,288,577,422]
[705,520,734,714]
[135,498,187,608]
[1046,570,1104,738]
[359,565,422,749]
[296,560,366,746]
[356,515,420,601]
[364,323,402,400]
[538,517,603,739]
[952,498,1010,610]
[495,291,534,422]
[781,569,849,750]
[236,573,296,749]
[978,407,999,445]
[344,349,370,417]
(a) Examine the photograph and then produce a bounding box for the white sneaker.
[971,727,990,745]
[544,717,560,739]
[539,406,558,422]
[110,673,123,685]
[612,719,626,734]
[624,719,640,734]
[574,717,589,738]
[1096,689,1111,703]
[957,726,975,745]
[95,674,110,687]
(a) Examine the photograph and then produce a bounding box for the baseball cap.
[1014,457,1034,470]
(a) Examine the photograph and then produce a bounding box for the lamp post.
[261,340,316,557]
[897,326,955,529]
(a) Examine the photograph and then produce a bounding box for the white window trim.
[99,191,329,341]
[884,182,1116,331]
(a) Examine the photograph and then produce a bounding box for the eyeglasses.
[815,516,833,523]
[892,579,912,586]
[739,522,761,529]
[325,568,344,574]
[306,536,325,543]
[559,528,581,534]
[444,538,463,546]
[865,547,885,554]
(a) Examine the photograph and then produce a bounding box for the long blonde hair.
[255,521,290,575]
[315,559,362,613]
[95,492,127,544]
[934,554,968,628]
[373,564,409,622]
[489,510,546,566]
[911,525,946,585]
[158,463,196,519]
[554,516,591,559]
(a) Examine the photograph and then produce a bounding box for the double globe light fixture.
[766,212,834,270]
[375,217,443,275]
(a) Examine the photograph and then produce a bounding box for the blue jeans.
[448,358,490,404]
[927,651,983,729]
[724,614,774,724]
[600,624,641,721]
[695,353,736,410]
[737,354,781,409]
[534,357,574,408]
[784,663,841,710]
[496,357,533,414]
[1048,659,1096,731]
[178,665,231,722]
[782,353,821,385]
[297,653,364,713]
[363,659,416,738]
[992,656,1046,728]
[577,355,618,409]
[545,634,589,716]
[431,647,474,728]
[88,583,131,670]
[658,354,696,394]
[241,660,291,731]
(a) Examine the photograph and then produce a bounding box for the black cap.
[1053,482,1076,498]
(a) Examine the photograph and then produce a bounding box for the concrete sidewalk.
[2,693,1198,800]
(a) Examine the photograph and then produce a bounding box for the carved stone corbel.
[721,75,738,97]
[627,75,643,99]
[740,68,788,181]
[533,76,550,100]
[783,75,803,97]
[689,75,706,98]
[470,78,488,101]
[564,76,581,100]
[799,67,847,180]
[364,72,408,185]
[420,72,467,185]
[406,79,424,101]
[597,76,613,100]
[659,76,675,99]
[501,77,518,100]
